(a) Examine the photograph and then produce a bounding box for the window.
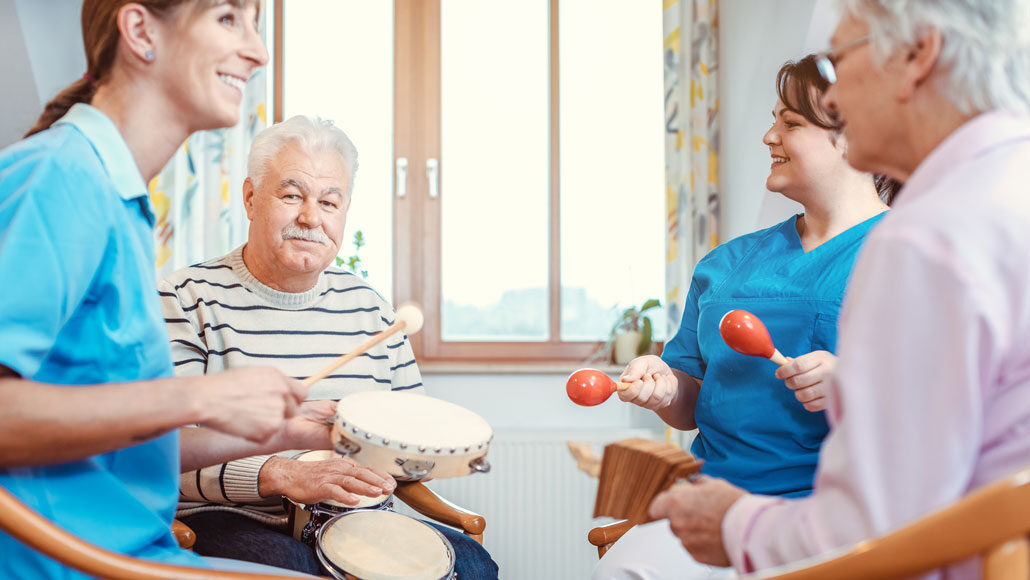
[278,0,665,364]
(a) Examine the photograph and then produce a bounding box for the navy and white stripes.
[161,245,423,510]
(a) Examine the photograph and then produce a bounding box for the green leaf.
[637,317,653,355]
[639,298,661,313]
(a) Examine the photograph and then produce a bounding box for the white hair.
[835,0,1030,115]
[247,115,359,191]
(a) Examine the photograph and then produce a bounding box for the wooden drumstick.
[303,303,424,387]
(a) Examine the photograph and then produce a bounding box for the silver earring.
[145,50,154,61]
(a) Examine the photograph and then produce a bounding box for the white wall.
[717,0,835,239]
[0,0,41,147]
[0,0,84,148]
[17,0,85,106]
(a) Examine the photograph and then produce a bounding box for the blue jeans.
[180,511,498,579]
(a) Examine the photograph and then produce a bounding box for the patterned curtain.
[149,17,269,279]
[662,0,720,335]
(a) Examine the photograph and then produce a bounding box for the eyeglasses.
[815,35,870,85]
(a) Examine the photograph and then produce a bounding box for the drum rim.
[314,509,456,580]
[334,392,493,456]
[284,494,394,513]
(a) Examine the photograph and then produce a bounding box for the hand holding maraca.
[617,355,679,411]
[774,350,836,412]
[566,357,678,410]
[720,309,835,413]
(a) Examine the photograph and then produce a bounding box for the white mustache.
[282,225,329,245]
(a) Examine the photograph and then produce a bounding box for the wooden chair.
[589,468,1030,580]
[2,481,485,579]
[395,480,486,544]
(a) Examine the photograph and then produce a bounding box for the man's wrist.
[258,455,288,497]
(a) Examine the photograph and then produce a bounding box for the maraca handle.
[616,381,631,392]
[769,349,789,366]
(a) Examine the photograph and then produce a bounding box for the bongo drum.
[285,450,393,547]
[332,391,492,480]
[316,510,456,580]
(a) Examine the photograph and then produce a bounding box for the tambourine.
[332,391,492,480]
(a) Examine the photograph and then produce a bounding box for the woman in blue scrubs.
[0,1,320,577]
[593,56,899,579]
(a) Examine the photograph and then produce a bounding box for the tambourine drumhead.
[336,391,492,451]
[333,391,492,480]
[293,450,390,508]
[317,510,454,580]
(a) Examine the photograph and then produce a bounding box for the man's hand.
[258,455,396,506]
[648,476,746,567]
[775,350,837,412]
[277,399,337,451]
[618,355,678,410]
[192,367,307,443]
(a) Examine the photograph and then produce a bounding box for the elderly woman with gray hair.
[648,1,1030,578]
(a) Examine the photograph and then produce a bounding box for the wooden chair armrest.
[172,520,196,550]
[394,481,486,543]
[0,485,309,579]
[750,468,1030,580]
[588,519,634,558]
[588,519,633,548]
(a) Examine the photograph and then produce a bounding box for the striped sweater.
[158,245,423,513]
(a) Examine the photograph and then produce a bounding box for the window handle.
[426,158,439,199]
[395,157,408,198]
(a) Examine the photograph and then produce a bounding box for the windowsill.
[419,361,625,375]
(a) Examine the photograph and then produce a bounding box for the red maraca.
[566,368,632,406]
[719,310,789,365]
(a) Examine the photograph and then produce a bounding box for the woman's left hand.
[774,350,837,412]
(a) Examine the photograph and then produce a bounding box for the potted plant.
[335,230,367,278]
[610,298,661,365]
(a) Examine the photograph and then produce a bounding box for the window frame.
[274,0,634,365]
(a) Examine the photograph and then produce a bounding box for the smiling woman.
[592,54,893,580]
[0,0,331,578]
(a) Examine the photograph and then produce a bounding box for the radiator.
[395,428,662,580]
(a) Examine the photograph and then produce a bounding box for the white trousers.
[592,520,736,580]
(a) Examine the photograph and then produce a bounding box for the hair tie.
[83,72,95,83]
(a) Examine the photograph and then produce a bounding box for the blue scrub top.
[0,104,203,578]
[663,213,884,497]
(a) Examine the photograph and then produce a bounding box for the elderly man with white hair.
[159,115,498,578]
[647,1,1030,579]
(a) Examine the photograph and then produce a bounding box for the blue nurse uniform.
[0,104,204,578]
[663,213,884,497]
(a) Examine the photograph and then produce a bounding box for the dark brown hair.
[24,0,255,138]
[775,55,901,204]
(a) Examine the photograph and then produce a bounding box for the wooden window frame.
[275,0,605,366]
